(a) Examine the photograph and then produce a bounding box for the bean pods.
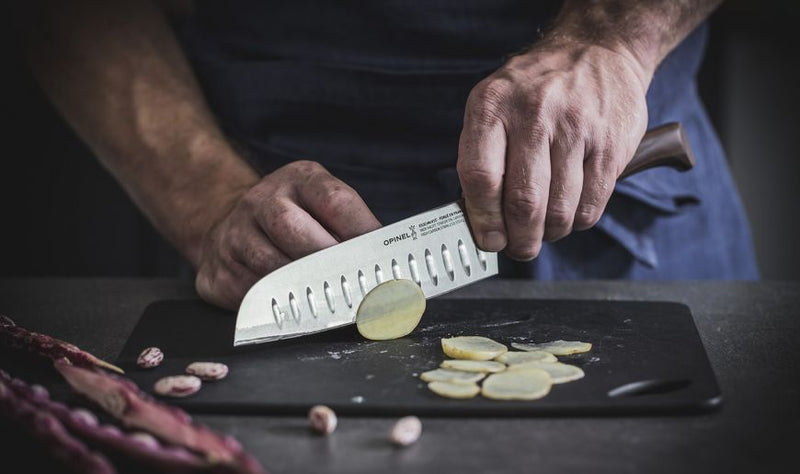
[54,359,264,473]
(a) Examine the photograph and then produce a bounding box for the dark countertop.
[1,278,798,473]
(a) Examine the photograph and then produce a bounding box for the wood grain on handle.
[619,122,696,179]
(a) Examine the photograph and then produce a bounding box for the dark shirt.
[180,0,758,279]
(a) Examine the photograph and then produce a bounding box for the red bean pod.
[0,315,123,374]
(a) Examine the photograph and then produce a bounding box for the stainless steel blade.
[234,201,498,346]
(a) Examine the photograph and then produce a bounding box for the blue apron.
[181,0,758,279]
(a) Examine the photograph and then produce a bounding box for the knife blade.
[235,201,491,346]
[234,122,694,346]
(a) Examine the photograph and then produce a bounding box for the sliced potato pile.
[422,335,592,401]
[441,336,508,360]
[440,360,506,373]
[511,340,592,355]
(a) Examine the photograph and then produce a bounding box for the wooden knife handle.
[620,122,696,179]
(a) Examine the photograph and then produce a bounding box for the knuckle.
[546,205,573,232]
[288,160,325,176]
[267,202,305,236]
[315,181,357,218]
[457,165,500,194]
[222,225,244,250]
[239,188,265,212]
[575,202,603,228]
[195,270,232,309]
[468,78,511,126]
[242,245,280,274]
[505,186,545,222]
[473,78,512,106]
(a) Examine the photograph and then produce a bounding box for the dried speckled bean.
[153,375,202,398]
[136,347,164,369]
[185,362,229,381]
[308,405,337,435]
[389,416,422,447]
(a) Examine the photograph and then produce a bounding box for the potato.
[420,368,486,384]
[356,279,425,340]
[481,368,552,401]
[495,351,557,364]
[427,381,481,399]
[507,361,584,384]
[511,340,592,356]
[441,336,507,361]
[440,360,506,373]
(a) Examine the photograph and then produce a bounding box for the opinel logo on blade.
[383,230,415,246]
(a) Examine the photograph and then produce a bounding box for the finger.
[229,223,292,276]
[457,95,508,251]
[298,172,382,240]
[503,124,550,261]
[195,258,260,311]
[574,146,618,230]
[543,130,584,241]
[256,198,340,260]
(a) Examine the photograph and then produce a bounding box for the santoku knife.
[234,122,694,346]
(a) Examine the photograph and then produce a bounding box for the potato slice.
[356,279,425,340]
[511,340,592,355]
[420,368,486,384]
[441,336,507,361]
[481,368,552,401]
[507,361,584,384]
[495,351,557,365]
[427,381,480,399]
[440,360,506,373]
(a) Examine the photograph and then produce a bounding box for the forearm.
[23,0,258,266]
[549,0,723,79]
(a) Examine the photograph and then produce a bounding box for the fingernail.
[482,231,506,252]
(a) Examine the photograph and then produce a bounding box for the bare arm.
[459,0,722,259]
[23,0,380,308]
[24,0,255,264]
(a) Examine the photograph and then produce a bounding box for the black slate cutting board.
[117,299,721,416]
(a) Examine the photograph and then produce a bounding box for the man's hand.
[194,161,381,310]
[22,2,382,310]
[458,0,722,260]
[458,39,651,260]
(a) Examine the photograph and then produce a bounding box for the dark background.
[1,2,798,280]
